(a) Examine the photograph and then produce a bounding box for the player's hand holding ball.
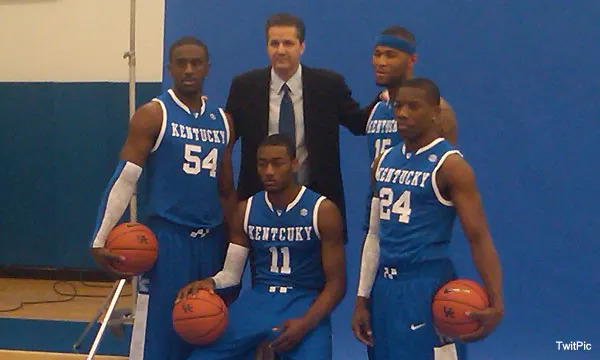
[95,222,158,277]
[432,278,503,343]
[351,296,373,346]
[269,317,311,352]
[459,303,503,342]
[90,247,126,277]
[176,278,215,302]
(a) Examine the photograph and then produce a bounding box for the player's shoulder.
[370,100,387,116]
[237,198,250,213]
[298,187,333,209]
[317,197,338,213]
[436,149,474,190]
[424,137,456,153]
[299,186,324,201]
[135,99,163,122]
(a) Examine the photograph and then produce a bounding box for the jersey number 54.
[182,144,218,177]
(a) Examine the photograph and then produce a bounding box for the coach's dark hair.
[265,13,305,42]
[259,134,297,159]
[400,78,440,105]
[381,26,416,45]
[168,36,209,63]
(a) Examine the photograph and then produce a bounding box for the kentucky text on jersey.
[366,119,397,134]
[374,138,460,266]
[145,89,229,228]
[375,167,431,188]
[247,225,314,242]
[170,122,227,144]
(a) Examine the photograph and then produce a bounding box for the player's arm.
[217,112,238,241]
[270,199,346,352]
[351,154,382,346]
[438,97,457,145]
[90,102,162,272]
[335,74,370,136]
[176,200,250,300]
[438,154,503,341]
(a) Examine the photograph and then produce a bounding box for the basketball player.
[89,36,238,360]
[351,78,503,359]
[178,134,346,360]
[362,26,458,238]
[367,26,457,164]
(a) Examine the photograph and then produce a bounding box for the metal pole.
[124,0,138,311]
[72,281,121,353]
[79,3,138,359]
[85,279,128,360]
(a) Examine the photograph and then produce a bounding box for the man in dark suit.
[226,13,370,239]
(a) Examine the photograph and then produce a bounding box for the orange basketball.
[172,290,227,345]
[432,278,489,338]
[105,222,158,275]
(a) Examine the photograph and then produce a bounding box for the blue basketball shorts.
[187,284,332,360]
[368,260,467,360]
[134,217,239,360]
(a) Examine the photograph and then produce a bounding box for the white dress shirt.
[269,65,309,184]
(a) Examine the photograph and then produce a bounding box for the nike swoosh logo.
[444,288,470,294]
[410,323,426,330]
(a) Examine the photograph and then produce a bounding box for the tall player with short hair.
[367,26,457,164]
[180,134,346,360]
[352,78,503,359]
[89,36,238,360]
[362,26,459,253]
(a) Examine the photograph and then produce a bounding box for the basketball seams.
[106,227,156,247]
[105,223,158,274]
[433,297,486,311]
[435,318,480,326]
[173,297,226,320]
[173,312,223,321]
[194,313,227,340]
[432,279,488,337]
[453,281,488,306]
[110,248,158,252]
[433,298,486,311]
[178,312,227,342]
[173,295,228,344]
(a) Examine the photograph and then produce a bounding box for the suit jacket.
[226,65,370,230]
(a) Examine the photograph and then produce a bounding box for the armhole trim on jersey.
[218,107,231,145]
[313,196,326,240]
[374,147,394,180]
[150,99,167,153]
[366,101,382,126]
[243,196,253,235]
[432,150,463,207]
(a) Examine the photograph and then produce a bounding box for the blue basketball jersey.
[374,138,461,266]
[366,100,401,163]
[244,187,326,290]
[146,89,230,228]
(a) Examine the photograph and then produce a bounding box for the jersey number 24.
[379,187,412,223]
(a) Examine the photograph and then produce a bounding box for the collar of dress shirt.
[270,64,302,95]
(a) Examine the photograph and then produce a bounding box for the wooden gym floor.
[0,278,132,321]
[0,278,131,359]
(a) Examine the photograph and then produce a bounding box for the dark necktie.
[278,83,295,143]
